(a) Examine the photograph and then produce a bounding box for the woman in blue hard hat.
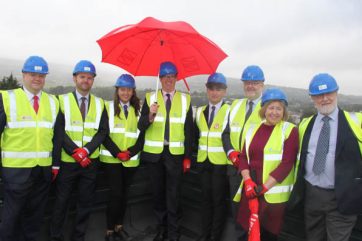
[237,88,299,240]
[100,74,144,241]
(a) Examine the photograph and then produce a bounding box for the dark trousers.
[103,163,136,230]
[305,181,357,241]
[198,160,227,241]
[145,147,183,240]
[50,161,98,241]
[227,165,248,241]
[0,166,51,241]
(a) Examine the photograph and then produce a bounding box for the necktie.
[245,101,253,121]
[123,105,128,118]
[208,105,216,128]
[33,95,39,113]
[164,94,171,141]
[80,97,86,121]
[313,116,331,175]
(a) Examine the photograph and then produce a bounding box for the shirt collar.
[208,100,223,110]
[317,106,339,122]
[23,86,42,101]
[120,101,130,108]
[75,90,89,101]
[162,90,176,99]
[248,95,262,105]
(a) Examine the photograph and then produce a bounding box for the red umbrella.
[97,17,227,91]
[248,198,261,241]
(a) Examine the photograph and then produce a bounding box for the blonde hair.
[259,100,289,121]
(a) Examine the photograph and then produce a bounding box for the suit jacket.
[0,89,64,184]
[288,109,362,215]
[138,91,193,163]
[61,91,109,159]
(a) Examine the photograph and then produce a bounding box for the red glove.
[72,148,88,162]
[183,158,191,173]
[117,151,130,161]
[79,157,92,168]
[52,167,59,182]
[228,151,240,168]
[256,184,269,196]
[244,178,258,199]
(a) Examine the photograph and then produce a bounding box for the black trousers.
[103,163,137,230]
[198,160,227,241]
[145,147,183,240]
[227,165,248,241]
[50,160,98,241]
[0,166,51,241]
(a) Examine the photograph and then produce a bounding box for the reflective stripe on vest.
[99,101,139,166]
[245,121,296,203]
[143,91,190,155]
[229,98,262,156]
[196,104,230,164]
[1,89,58,167]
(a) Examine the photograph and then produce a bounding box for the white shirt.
[23,86,42,105]
[305,107,338,189]
[208,100,223,122]
[247,95,262,113]
[75,90,89,115]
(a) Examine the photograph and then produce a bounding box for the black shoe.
[153,227,167,241]
[114,229,133,241]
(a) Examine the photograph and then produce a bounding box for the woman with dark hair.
[237,88,299,241]
[100,74,144,241]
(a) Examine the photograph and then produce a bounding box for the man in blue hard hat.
[222,65,265,241]
[138,61,193,241]
[50,60,109,241]
[194,73,229,241]
[0,56,63,241]
[288,73,362,241]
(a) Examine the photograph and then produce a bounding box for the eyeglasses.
[243,81,263,86]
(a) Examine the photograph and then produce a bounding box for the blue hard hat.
[73,60,96,76]
[261,88,288,106]
[22,56,49,74]
[241,65,265,81]
[115,74,136,88]
[159,61,178,76]
[207,72,227,86]
[309,73,339,96]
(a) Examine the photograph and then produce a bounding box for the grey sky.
[1,0,362,94]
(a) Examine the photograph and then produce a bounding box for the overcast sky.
[1,0,361,95]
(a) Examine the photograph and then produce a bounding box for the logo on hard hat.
[318,84,327,91]
[84,67,91,71]
[34,66,42,71]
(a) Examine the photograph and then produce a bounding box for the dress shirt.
[23,86,42,105]
[75,90,89,115]
[246,95,261,113]
[162,90,175,103]
[208,100,223,122]
[305,107,338,189]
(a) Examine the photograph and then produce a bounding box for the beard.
[316,103,337,115]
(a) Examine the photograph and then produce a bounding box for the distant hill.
[2,57,362,110]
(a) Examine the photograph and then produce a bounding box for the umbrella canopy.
[97,17,228,81]
[248,198,261,241]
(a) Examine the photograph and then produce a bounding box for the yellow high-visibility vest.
[100,101,140,167]
[1,88,59,167]
[234,121,296,203]
[196,104,230,165]
[59,93,104,162]
[143,90,190,155]
[229,98,262,165]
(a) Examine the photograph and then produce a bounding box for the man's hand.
[244,178,258,199]
[117,151,130,161]
[52,167,59,182]
[71,148,88,163]
[228,151,240,168]
[149,103,159,122]
[183,158,191,173]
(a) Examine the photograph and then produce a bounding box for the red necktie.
[33,96,39,113]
